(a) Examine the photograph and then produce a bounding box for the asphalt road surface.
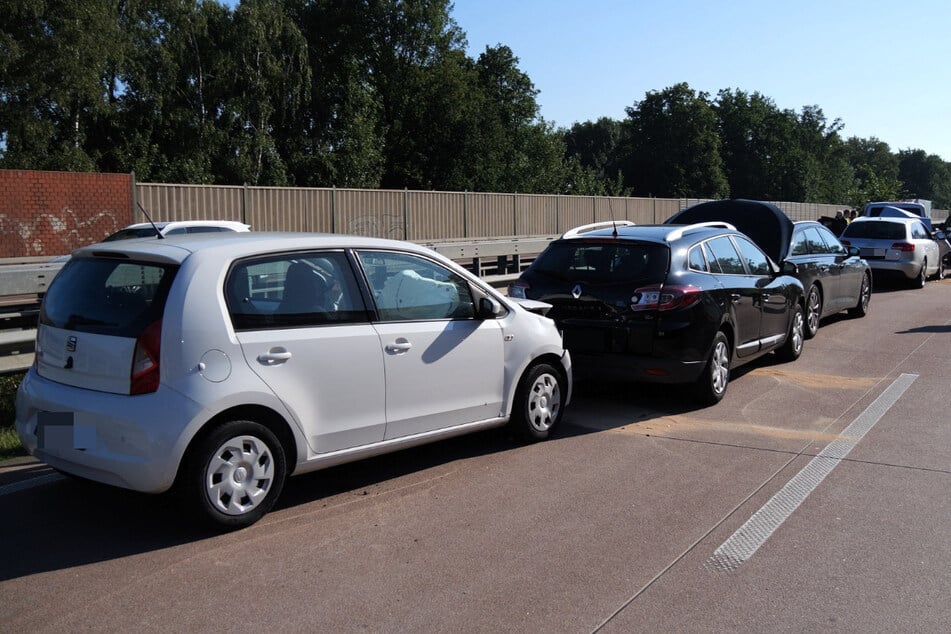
[2,276,949,632]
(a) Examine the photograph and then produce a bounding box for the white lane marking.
[0,472,65,497]
[706,373,917,572]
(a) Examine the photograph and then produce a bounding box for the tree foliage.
[1,1,949,208]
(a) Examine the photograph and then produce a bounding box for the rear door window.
[226,251,370,330]
[706,236,745,274]
[40,259,177,337]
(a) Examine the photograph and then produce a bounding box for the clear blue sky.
[450,0,951,161]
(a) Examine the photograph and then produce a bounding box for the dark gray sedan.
[668,200,872,339]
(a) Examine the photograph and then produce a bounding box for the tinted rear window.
[530,241,669,283]
[842,222,906,240]
[40,258,178,337]
[103,227,160,241]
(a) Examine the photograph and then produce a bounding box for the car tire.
[804,284,822,339]
[776,303,805,362]
[179,420,287,530]
[848,272,871,318]
[510,363,564,441]
[694,331,730,406]
[912,262,927,289]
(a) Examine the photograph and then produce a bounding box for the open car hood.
[665,199,794,264]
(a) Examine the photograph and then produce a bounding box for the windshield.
[531,241,669,283]
[40,258,178,336]
[841,222,906,240]
[102,227,160,241]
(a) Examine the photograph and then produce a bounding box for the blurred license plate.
[860,247,886,257]
[37,411,95,449]
[564,328,606,352]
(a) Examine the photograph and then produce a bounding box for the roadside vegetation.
[0,1,949,207]
[0,372,26,461]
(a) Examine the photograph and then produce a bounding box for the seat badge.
[572,284,582,299]
[66,336,77,352]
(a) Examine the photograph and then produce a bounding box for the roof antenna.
[609,198,619,237]
[137,201,164,239]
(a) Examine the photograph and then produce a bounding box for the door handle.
[257,348,292,365]
[386,338,413,354]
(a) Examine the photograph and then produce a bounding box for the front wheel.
[776,303,805,362]
[694,331,730,405]
[848,272,871,318]
[931,256,945,281]
[511,363,565,441]
[179,420,287,530]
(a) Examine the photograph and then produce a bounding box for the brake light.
[631,285,702,311]
[130,319,162,395]
[509,279,529,299]
[891,242,915,252]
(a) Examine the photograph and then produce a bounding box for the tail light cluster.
[130,319,162,395]
[891,242,915,252]
[631,285,702,311]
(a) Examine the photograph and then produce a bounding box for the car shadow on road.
[0,369,751,582]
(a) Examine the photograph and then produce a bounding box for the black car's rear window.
[103,227,160,241]
[40,258,178,336]
[530,241,669,283]
[841,221,906,240]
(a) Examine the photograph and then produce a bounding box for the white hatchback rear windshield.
[40,258,178,337]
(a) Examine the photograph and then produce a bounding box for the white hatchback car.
[16,233,572,528]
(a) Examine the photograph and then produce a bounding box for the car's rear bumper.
[14,368,201,493]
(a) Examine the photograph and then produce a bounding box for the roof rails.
[664,221,736,242]
[561,220,636,239]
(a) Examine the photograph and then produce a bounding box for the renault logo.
[66,336,77,352]
[572,284,582,299]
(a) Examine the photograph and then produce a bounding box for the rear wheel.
[912,261,927,288]
[776,303,805,362]
[179,420,287,530]
[694,331,730,405]
[804,284,822,339]
[848,272,871,318]
[510,363,564,441]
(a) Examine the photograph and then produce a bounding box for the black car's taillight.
[631,285,702,311]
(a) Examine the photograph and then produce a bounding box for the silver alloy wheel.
[710,339,730,396]
[791,307,805,354]
[204,434,275,516]
[859,275,871,310]
[806,286,821,336]
[526,371,561,432]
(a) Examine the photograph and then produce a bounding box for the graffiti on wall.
[0,207,122,258]
[346,214,406,239]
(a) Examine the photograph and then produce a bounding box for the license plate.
[37,411,95,450]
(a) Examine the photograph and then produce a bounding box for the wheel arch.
[177,404,300,483]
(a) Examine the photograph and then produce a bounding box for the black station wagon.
[509,220,805,404]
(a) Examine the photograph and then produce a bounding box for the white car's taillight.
[130,319,162,395]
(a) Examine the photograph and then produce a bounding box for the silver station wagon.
[16,233,572,528]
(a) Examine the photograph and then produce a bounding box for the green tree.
[620,83,728,198]
[0,0,121,171]
[898,149,951,207]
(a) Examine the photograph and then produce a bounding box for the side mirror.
[847,245,861,257]
[780,261,799,276]
[934,230,947,241]
[477,297,504,320]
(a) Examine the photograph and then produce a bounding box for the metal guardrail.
[0,237,551,374]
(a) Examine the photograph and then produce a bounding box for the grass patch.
[1,372,26,461]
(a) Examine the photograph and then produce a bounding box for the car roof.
[558,223,734,245]
[70,232,443,265]
[123,220,251,231]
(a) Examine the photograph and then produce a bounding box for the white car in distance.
[16,233,572,529]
